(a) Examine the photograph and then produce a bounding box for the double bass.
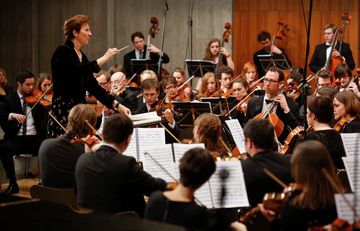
[215,22,231,72]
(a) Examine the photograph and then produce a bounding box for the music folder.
[171,102,212,127]
[131,59,158,75]
[185,59,215,77]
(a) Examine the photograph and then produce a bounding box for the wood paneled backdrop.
[0,0,359,86]
[233,0,359,76]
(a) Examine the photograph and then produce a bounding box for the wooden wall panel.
[233,0,359,76]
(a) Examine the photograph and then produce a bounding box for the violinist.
[0,67,13,102]
[172,67,192,101]
[259,140,340,231]
[123,31,170,78]
[228,79,250,127]
[0,69,47,195]
[286,72,303,106]
[203,38,234,71]
[110,71,137,113]
[160,77,180,102]
[253,31,292,78]
[334,64,360,97]
[217,66,234,95]
[246,66,300,143]
[75,113,167,216]
[193,113,227,159]
[145,148,218,230]
[309,23,355,74]
[38,104,98,188]
[333,91,360,133]
[241,119,292,207]
[305,95,346,169]
[196,72,221,99]
[134,79,180,143]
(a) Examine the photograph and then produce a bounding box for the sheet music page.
[172,143,205,163]
[142,144,178,183]
[335,193,360,224]
[341,133,360,158]
[225,119,246,153]
[123,129,138,160]
[209,160,250,208]
[194,182,214,208]
[137,128,166,161]
[342,156,360,192]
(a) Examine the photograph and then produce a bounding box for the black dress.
[341,117,360,133]
[145,191,217,231]
[48,39,115,137]
[306,129,346,169]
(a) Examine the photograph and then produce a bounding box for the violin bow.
[225,88,257,116]
[159,123,181,143]
[177,75,194,91]
[48,111,67,132]
[85,119,103,141]
[25,83,53,119]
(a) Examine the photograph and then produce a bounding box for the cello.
[215,22,231,73]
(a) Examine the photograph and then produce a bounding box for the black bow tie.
[325,44,331,48]
[265,99,274,104]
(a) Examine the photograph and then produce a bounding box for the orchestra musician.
[334,63,360,97]
[309,23,355,74]
[0,70,47,195]
[197,72,221,99]
[159,77,179,102]
[109,71,137,113]
[228,79,250,127]
[0,67,12,102]
[123,31,170,78]
[246,66,300,143]
[333,90,360,133]
[217,66,234,94]
[145,147,218,230]
[38,104,97,188]
[75,113,167,217]
[48,14,130,138]
[134,79,180,143]
[304,95,346,169]
[286,72,304,106]
[172,67,192,101]
[241,118,292,207]
[241,62,258,86]
[253,31,292,78]
[193,113,227,159]
[203,38,234,71]
[259,140,340,231]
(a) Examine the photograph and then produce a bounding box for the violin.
[25,88,53,108]
[279,126,304,154]
[333,117,348,132]
[70,135,98,148]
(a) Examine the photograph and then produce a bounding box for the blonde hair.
[198,72,218,97]
[66,104,97,137]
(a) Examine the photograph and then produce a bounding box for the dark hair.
[63,15,90,40]
[179,148,216,189]
[141,78,160,92]
[316,86,337,99]
[307,95,333,124]
[267,66,285,82]
[244,119,274,150]
[103,114,134,144]
[317,70,333,83]
[131,31,145,42]
[288,72,302,84]
[334,64,352,79]
[35,73,52,91]
[67,104,97,137]
[334,91,360,118]
[16,69,35,84]
[257,31,271,42]
[233,78,249,89]
[160,77,177,90]
[216,66,234,80]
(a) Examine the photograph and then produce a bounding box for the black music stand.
[200,97,231,115]
[185,59,215,77]
[172,102,211,127]
[258,53,291,74]
[131,59,159,76]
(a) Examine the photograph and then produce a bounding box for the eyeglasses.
[99,81,109,86]
[264,78,279,84]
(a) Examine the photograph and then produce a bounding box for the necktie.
[22,97,27,136]
[138,50,143,59]
[265,99,274,104]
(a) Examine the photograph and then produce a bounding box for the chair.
[29,184,76,205]
[13,154,35,176]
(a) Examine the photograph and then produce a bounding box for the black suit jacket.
[123,45,170,77]
[246,95,300,142]
[241,151,292,206]
[75,145,167,216]
[0,90,47,139]
[253,48,292,78]
[134,102,180,144]
[309,42,355,73]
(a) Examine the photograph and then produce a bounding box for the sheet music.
[335,193,360,224]
[341,133,360,157]
[342,156,360,192]
[130,111,159,121]
[194,160,250,209]
[142,145,179,183]
[172,143,205,163]
[123,130,139,160]
[137,128,166,161]
[225,119,247,153]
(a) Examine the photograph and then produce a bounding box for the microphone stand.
[301,0,313,139]
[157,0,169,78]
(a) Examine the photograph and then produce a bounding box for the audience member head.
[67,104,97,137]
[243,119,274,155]
[103,114,134,151]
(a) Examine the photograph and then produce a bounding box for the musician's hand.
[163,109,174,124]
[274,94,290,113]
[114,102,131,116]
[230,221,248,231]
[220,47,230,57]
[332,49,341,58]
[103,48,120,61]
[270,45,282,55]
[148,44,160,54]
[10,113,26,124]
[347,82,360,97]
[258,203,277,222]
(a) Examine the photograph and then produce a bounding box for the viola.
[279,126,304,154]
[333,117,348,132]
[70,136,97,148]
[25,88,53,108]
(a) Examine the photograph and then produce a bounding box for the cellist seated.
[246,66,300,143]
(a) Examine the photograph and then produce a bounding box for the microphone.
[219,168,229,207]
[165,0,169,10]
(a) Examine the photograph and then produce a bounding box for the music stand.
[185,59,215,77]
[258,53,291,74]
[172,102,212,127]
[200,97,231,115]
[131,59,159,76]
